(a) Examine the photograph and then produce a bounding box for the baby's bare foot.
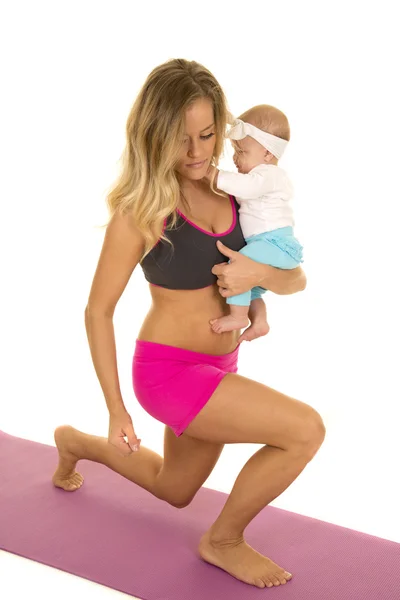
[199,531,292,588]
[52,425,84,492]
[239,320,270,343]
[210,315,249,334]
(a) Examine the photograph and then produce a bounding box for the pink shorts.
[132,340,239,437]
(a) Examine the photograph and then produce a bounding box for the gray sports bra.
[140,195,246,290]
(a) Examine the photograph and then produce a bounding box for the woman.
[52,58,326,590]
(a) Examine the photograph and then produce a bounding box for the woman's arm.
[85,211,145,416]
[211,240,306,297]
[257,263,307,295]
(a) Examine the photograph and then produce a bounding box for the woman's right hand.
[108,409,141,456]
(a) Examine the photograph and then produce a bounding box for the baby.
[208,104,303,340]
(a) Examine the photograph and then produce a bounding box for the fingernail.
[133,445,138,452]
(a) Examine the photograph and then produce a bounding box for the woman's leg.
[52,424,224,508]
[52,368,324,588]
[183,373,326,588]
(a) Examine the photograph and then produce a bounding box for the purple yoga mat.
[1,430,399,600]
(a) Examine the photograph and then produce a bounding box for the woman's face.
[175,98,216,181]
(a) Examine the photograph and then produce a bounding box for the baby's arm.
[217,168,274,199]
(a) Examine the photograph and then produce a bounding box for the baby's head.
[231,105,290,174]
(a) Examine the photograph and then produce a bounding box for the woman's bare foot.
[238,319,270,343]
[210,315,249,334]
[52,425,84,491]
[198,530,292,589]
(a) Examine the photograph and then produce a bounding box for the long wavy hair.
[103,58,232,260]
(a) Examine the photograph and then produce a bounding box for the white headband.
[227,119,288,159]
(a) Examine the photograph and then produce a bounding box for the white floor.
[0,552,136,600]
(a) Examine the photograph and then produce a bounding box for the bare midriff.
[137,283,240,355]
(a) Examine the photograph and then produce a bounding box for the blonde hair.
[239,104,290,142]
[103,58,231,260]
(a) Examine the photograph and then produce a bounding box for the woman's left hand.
[212,240,264,297]
[213,240,307,296]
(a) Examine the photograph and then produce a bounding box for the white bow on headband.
[227,119,288,159]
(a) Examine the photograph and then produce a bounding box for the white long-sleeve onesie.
[217,164,295,239]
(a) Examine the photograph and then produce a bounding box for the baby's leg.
[210,232,300,336]
[239,295,270,343]
[210,290,251,334]
[236,234,301,341]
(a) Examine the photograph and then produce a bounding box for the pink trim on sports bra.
[176,195,236,238]
[150,281,214,290]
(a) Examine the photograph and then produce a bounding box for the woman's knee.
[168,496,194,509]
[293,408,326,458]
[154,484,195,509]
[152,470,196,509]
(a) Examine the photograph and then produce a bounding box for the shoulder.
[258,165,292,186]
[249,165,278,179]
[271,165,289,179]
[108,208,143,237]
[273,167,292,190]
[105,209,146,255]
[250,164,284,175]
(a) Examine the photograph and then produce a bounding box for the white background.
[1,1,399,598]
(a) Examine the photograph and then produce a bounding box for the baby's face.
[232,137,267,174]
